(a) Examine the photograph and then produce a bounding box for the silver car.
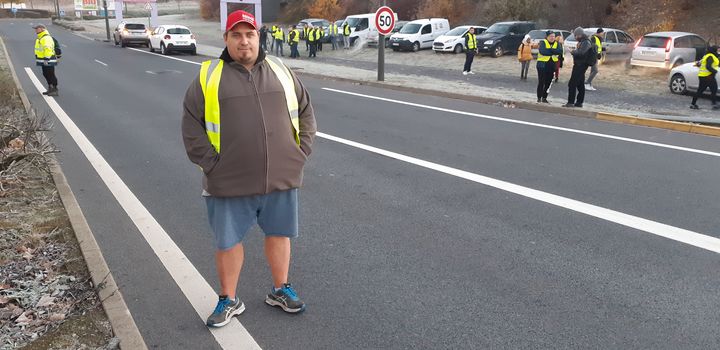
[631,32,708,69]
[668,62,720,95]
[564,27,635,64]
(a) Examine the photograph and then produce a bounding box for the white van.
[389,18,450,52]
[343,13,397,47]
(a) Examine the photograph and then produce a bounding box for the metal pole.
[377,0,386,82]
[104,0,110,41]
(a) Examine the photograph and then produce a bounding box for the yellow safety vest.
[199,57,300,153]
[594,35,602,54]
[304,27,309,39]
[291,29,300,43]
[271,25,277,34]
[34,31,56,64]
[537,39,559,62]
[274,29,284,40]
[329,24,338,35]
[343,24,350,36]
[699,53,719,77]
[308,29,316,42]
[315,28,322,41]
[466,33,476,50]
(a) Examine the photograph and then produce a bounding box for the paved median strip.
[24,67,262,350]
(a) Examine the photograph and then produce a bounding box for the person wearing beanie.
[565,27,593,108]
[536,30,564,103]
[585,27,605,91]
[690,45,719,110]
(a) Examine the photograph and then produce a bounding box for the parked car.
[527,29,571,55]
[298,18,331,43]
[631,32,707,69]
[344,13,397,46]
[668,61,720,95]
[113,22,150,48]
[477,21,537,57]
[148,25,196,55]
[367,21,408,47]
[563,28,634,64]
[389,18,450,52]
[432,25,487,54]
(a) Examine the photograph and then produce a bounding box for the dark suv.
[477,21,537,57]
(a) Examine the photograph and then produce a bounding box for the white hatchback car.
[149,25,197,55]
[668,62,720,95]
[631,32,707,69]
[432,25,486,54]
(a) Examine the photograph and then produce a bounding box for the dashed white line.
[94,59,108,66]
[322,88,720,158]
[317,131,720,254]
[24,67,262,350]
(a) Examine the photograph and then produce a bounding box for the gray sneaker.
[207,296,245,327]
[265,283,306,313]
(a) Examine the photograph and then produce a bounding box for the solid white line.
[94,59,108,66]
[24,67,261,350]
[128,47,202,66]
[322,88,720,158]
[316,131,720,254]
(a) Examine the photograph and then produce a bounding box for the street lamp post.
[104,0,111,41]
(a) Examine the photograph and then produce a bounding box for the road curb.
[596,112,720,137]
[0,36,148,350]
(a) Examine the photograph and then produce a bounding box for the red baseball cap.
[226,10,258,32]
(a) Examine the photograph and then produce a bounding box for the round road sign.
[375,6,395,36]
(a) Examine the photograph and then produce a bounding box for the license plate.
[177,41,187,45]
[392,43,399,46]
[641,51,654,55]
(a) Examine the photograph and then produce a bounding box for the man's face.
[469,28,475,34]
[224,22,259,65]
[34,27,44,34]
[547,33,556,43]
[598,32,605,38]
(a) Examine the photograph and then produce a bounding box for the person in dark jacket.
[690,46,719,110]
[462,27,478,75]
[536,31,563,103]
[259,25,268,53]
[565,27,594,108]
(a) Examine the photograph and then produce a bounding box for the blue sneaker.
[265,283,306,313]
[206,296,245,327]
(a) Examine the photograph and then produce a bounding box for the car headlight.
[444,39,454,44]
[484,40,494,45]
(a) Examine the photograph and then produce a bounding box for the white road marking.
[145,70,157,75]
[94,59,108,66]
[317,131,720,254]
[128,47,202,66]
[24,67,261,350]
[322,88,720,158]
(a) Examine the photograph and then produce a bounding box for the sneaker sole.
[265,297,306,314]
[207,302,246,328]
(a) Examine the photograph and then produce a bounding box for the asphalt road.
[3,19,720,349]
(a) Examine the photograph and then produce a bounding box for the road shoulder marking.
[94,59,108,66]
[24,67,261,350]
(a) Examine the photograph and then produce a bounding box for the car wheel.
[412,42,420,52]
[453,44,463,54]
[160,42,168,55]
[492,45,503,58]
[669,74,687,95]
[191,48,197,56]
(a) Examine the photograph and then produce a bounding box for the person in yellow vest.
[316,26,323,52]
[273,25,285,56]
[182,10,316,327]
[288,25,300,59]
[307,25,317,58]
[303,23,310,51]
[462,27,478,75]
[33,24,59,96]
[535,31,563,103]
[585,28,605,91]
[342,21,351,49]
[329,20,339,50]
[690,46,719,110]
[270,24,278,52]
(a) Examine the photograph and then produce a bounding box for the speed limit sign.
[375,6,395,36]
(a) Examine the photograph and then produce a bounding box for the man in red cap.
[182,10,317,327]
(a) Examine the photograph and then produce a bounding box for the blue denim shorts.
[205,189,298,250]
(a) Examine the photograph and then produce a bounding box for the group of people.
[258,20,353,59]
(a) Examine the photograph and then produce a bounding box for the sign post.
[375,4,394,82]
[103,0,110,41]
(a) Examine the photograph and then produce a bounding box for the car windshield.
[345,17,363,29]
[167,28,190,35]
[125,24,145,30]
[399,23,421,34]
[528,30,546,39]
[445,27,469,36]
[485,23,511,34]
[638,36,670,48]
